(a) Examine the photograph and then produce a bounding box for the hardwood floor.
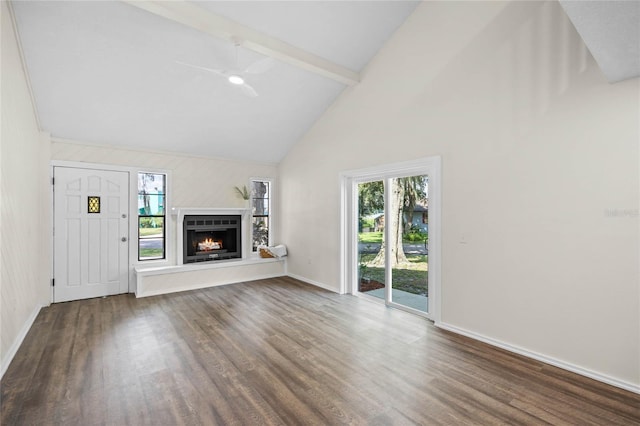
[2,277,639,425]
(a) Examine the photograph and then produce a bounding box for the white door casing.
[53,167,129,302]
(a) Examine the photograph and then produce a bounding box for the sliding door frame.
[339,157,441,322]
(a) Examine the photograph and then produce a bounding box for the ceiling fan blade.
[240,83,259,97]
[244,57,275,75]
[175,61,227,78]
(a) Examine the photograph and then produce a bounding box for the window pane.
[88,196,100,213]
[139,238,164,260]
[251,180,270,252]
[138,172,167,261]
[252,199,269,216]
[252,217,269,250]
[251,181,269,199]
[139,216,165,260]
[138,173,165,195]
[138,194,165,215]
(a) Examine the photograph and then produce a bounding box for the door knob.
[121,237,127,242]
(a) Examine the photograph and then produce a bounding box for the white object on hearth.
[263,244,287,258]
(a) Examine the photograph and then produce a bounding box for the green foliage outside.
[360,217,375,230]
[404,226,427,242]
[139,217,164,238]
[358,181,384,215]
[139,217,163,228]
[358,230,427,244]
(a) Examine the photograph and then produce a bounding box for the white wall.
[50,140,278,267]
[279,1,639,389]
[1,1,51,376]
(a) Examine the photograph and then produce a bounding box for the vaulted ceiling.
[11,0,419,163]
[11,1,639,164]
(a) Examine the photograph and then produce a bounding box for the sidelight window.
[251,179,271,251]
[138,172,166,260]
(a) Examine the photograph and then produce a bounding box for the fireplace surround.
[174,207,249,265]
[183,215,241,263]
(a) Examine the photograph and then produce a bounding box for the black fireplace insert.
[183,215,241,263]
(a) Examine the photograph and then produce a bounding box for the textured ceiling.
[12,1,419,163]
[560,0,640,83]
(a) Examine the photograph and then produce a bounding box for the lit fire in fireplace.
[198,238,222,251]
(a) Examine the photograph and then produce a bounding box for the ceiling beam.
[121,0,360,86]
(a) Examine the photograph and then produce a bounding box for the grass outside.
[139,228,163,237]
[359,231,383,243]
[359,253,428,296]
[139,248,163,258]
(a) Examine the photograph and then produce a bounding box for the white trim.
[339,156,442,322]
[436,321,640,395]
[287,273,340,294]
[1,304,43,379]
[384,178,392,304]
[45,133,55,303]
[170,207,247,217]
[174,207,250,264]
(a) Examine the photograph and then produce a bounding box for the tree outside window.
[251,180,270,251]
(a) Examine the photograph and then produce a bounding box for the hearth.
[183,215,241,263]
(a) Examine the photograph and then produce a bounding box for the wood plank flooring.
[2,277,639,425]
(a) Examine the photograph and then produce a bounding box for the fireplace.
[183,215,241,263]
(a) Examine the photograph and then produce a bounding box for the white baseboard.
[287,273,340,293]
[1,304,43,379]
[436,321,640,395]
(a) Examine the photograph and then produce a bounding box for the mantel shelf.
[170,207,249,217]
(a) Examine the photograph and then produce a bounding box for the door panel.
[357,180,385,300]
[355,175,429,314]
[388,176,428,313]
[54,167,129,302]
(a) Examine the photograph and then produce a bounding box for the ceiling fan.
[177,43,274,97]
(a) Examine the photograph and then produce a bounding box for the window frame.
[250,177,273,253]
[137,171,167,262]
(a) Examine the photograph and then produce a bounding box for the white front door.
[53,167,129,302]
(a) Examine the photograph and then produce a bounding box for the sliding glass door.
[356,175,428,313]
[344,157,440,319]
